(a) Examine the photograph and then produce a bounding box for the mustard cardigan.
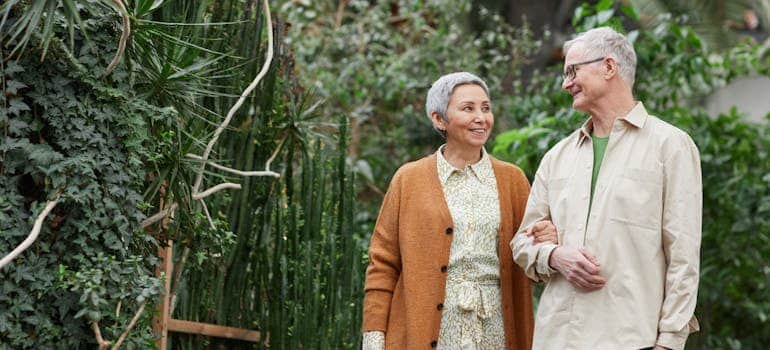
[363,153,535,349]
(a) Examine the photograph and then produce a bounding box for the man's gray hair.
[564,27,637,86]
[425,72,490,138]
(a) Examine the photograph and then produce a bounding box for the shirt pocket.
[609,167,663,230]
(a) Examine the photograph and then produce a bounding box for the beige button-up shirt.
[511,103,701,350]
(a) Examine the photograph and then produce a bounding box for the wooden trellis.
[153,240,262,348]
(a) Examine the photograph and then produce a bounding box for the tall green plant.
[137,1,369,349]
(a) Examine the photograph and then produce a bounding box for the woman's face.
[437,84,494,150]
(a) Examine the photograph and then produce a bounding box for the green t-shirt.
[590,135,609,207]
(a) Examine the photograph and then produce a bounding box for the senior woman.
[361,72,554,350]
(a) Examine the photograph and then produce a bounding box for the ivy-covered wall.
[1,23,170,348]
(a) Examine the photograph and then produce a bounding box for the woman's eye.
[463,107,473,112]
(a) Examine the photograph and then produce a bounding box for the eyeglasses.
[562,57,605,82]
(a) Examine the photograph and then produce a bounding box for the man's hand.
[527,220,558,244]
[548,246,606,291]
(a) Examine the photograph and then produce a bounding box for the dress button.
[445,227,453,234]
[437,303,444,310]
[440,265,448,273]
[430,340,438,348]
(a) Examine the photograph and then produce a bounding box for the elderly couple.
[362,27,701,350]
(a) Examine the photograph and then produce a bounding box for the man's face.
[562,44,607,113]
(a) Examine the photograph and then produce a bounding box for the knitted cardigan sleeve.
[362,169,404,331]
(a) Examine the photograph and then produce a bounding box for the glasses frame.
[562,57,605,82]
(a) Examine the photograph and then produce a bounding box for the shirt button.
[431,340,438,348]
[437,303,444,310]
[445,227,453,235]
[440,265,448,273]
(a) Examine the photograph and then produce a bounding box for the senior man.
[512,27,701,350]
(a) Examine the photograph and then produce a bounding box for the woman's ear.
[430,111,447,131]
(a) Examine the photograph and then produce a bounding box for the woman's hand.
[527,220,558,244]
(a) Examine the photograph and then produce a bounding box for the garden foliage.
[0,14,168,349]
[1,0,364,349]
[0,0,768,349]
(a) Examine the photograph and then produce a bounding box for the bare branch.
[185,153,280,178]
[199,199,215,229]
[0,192,62,270]
[111,300,148,349]
[92,322,111,350]
[191,0,275,196]
[140,202,178,230]
[191,183,242,200]
[264,133,287,173]
[103,0,131,77]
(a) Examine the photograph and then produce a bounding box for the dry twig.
[0,191,62,269]
[103,0,130,77]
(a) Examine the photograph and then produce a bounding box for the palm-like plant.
[3,0,365,348]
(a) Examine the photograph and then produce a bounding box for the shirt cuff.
[536,243,558,277]
[362,331,385,350]
[657,316,699,350]
[656,330,688,350]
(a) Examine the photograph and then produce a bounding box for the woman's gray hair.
[564,27,637,87]
[425,72,490,138]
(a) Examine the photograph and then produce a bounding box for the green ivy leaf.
[8,98,31,116]
[5,80,28,95]
[4,61,25,76]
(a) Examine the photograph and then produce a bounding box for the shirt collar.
[436,145,494,186]
[577,102,649,146]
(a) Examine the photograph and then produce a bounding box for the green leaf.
[8,118,29,134]
[596,0,613,11]
[4,61,25,75]
[596,9,615,25]
[5,80,27,95]
[8,99,31,116]
[620,4,639,21]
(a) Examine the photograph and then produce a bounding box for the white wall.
[707,76,770,123]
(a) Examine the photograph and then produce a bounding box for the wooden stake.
[153,240,173,349]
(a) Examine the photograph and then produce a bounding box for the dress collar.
[436,145,495,186]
